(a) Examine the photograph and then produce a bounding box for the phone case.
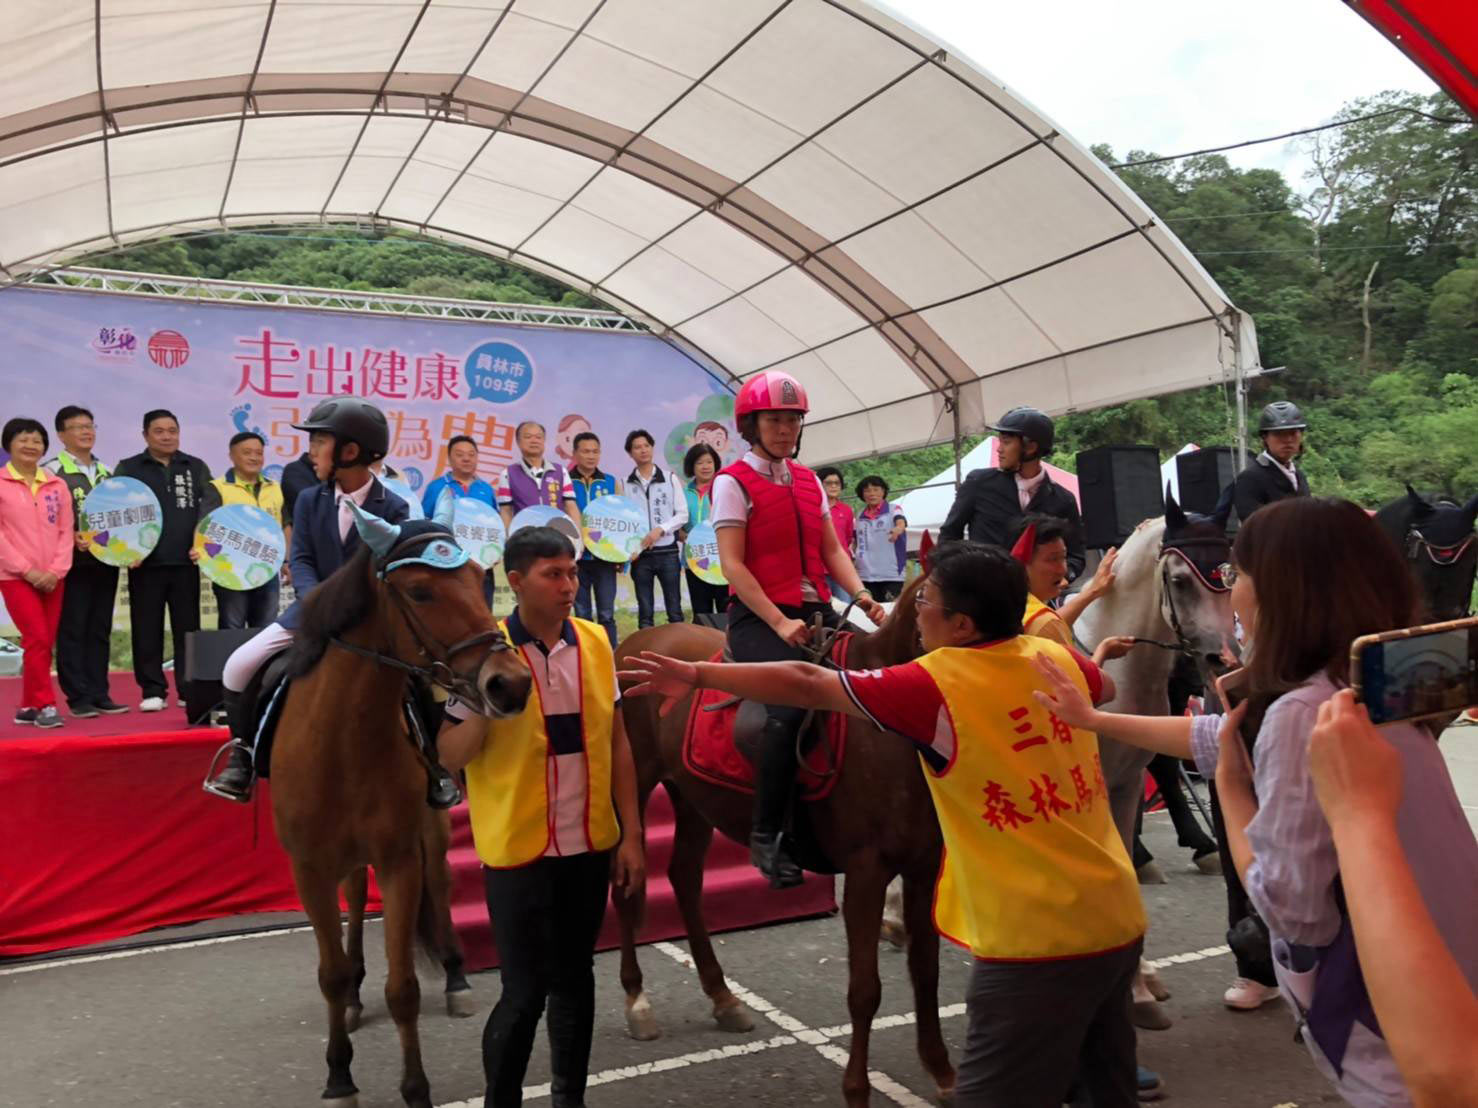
[1350,614,1478,723]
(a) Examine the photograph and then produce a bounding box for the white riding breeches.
[223,621,296,693]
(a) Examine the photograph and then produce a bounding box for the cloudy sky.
[885,0,1439,191]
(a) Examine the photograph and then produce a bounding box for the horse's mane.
[285,544,377,678]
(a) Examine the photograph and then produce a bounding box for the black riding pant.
[482,851,611,1108]
[727,598,839,836]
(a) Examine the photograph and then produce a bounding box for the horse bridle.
[331,530,512,706]
[1144,537,1232,657]
[1406,527,1476,567]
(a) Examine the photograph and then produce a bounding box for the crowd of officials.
[0,404,909,729]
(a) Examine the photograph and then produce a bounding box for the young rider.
[710,371,886,887]
[203,399,455,808]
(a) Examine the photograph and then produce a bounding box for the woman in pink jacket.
[0,417,74,728]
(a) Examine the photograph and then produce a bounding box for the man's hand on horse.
[612,832,646,895]
[1031,653,1099,730]
[853,594,888,625]
[1091,635,1137,666]
[1086,547,1119,599]
[617,651,701,716]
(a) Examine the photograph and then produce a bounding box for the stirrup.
[202,739,255,803]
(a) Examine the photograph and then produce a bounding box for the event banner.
[0,286,738,495]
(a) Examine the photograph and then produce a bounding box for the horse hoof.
[937,1083,956,1103]
[344,1005,363,1033]
[322,1095,358,1108]
[880,920,907,950]
[714,1001,755,1033]
[1144,973,1171,1002]
[1132,999,1173,1031]
[625,993,661,1041]
[446,989,477,1018]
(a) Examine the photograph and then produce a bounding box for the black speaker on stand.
[1175,447,1238,526]
[1076,446,1165,549]
[183,627,263,724]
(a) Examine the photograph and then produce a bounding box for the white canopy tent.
[0,0,1259,463]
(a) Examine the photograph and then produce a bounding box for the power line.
[1111,106,1468,170]
[1194,239,1472,257]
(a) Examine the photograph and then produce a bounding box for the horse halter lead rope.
[330,530,512,706]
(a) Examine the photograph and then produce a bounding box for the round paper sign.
[193,504,286,591]
[80,477,164,567]
[380,476,425,520]
[509,504,584,559]
[451,498,507,568]
[684,521,727,585]
[581,495,647,564]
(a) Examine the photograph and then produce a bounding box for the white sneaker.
[139,696,166,712]
[1223,977,1281,1010]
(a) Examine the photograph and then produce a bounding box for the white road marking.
[1147,944,1231,969]
[0,925,318,976]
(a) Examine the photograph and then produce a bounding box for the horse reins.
[330,530,512,706]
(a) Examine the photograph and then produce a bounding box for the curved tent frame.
[0,0,1258,463]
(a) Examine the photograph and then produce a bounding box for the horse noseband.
[1408,529,1476,566]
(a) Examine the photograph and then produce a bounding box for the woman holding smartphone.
[1035,497,1478,1108]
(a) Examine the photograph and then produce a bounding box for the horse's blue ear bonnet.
[350,501,471,578]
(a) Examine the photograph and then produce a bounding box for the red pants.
[0,578,65,709]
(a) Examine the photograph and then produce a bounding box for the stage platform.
[0,673,835,965]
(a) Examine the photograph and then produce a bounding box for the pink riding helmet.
[734,371,810,420]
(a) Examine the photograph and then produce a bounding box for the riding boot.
[205,691,256,803]
[749,717,804,889]
[417,713,462,810]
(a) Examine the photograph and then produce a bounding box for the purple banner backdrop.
[0,286,738,491]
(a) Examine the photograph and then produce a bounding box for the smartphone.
[1350,615,1478,725]
[1214,667,1249,712]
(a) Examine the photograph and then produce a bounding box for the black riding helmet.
[989,406,1054,457]
[293,398,390,467]
[1258,401,1306,434]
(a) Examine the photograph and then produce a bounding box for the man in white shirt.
[624,428,688,629]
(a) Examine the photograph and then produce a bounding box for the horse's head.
[1158,490,1235,669]
[1379,486,1478,621]
[353,507,532,718]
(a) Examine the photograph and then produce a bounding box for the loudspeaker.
[1076,446,1164,549]
[1176,447,1236,518]
[693,612,729,632]
[183,627,263,724]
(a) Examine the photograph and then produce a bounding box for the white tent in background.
[0,0,1259,464]
[897,436,1080,545]
[1162,444,1199,501]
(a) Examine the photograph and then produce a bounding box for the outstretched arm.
[1033,654,1192,757]
[619,652,863,721]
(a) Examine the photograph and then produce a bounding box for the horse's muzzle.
[478,657,533,719]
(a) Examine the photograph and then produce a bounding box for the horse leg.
[342,867,369,1033]
[293,861,359,1107]
[902,867,955,1100]
[379,856,432,1108]
[666,784,755,1033]
[616,779,659,1041]
[423,813,475,1019]
[840,859,889,1107]
[880,876,906,949]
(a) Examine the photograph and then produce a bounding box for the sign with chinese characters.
[193,504,287,591]
[80,477,163,567]
[452,498,507,569]
[581,495,646,564]
[1,286,734,503]
[509,505,583,560]
[380,476,425,520]
[684,521,727,585]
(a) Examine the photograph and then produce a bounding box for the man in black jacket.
[1231,401,1310,522]
[115,409,212,712]
[940,407,1086,580]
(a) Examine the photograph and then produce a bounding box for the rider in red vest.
[711,371,886,887]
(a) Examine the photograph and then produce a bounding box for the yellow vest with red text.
[915,637,1144,960]
[1024,593,1074,649]
[463,618,620,868]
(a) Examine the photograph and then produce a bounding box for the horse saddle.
[681,636,851,803]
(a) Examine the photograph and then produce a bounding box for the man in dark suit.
[1231,401,1310,521]
[940,406,1086,580]
[202,398,448,803]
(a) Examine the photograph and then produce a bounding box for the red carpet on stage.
[0,673,835,963]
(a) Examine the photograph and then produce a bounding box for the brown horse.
[270,519,532,1108]
[612,577,954,1106]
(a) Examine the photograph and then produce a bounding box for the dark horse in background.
[270,515,532,1108]
[1375,486,1478,620]
[612,577,954,1107]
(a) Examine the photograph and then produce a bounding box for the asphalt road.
[4,732,1473,1108]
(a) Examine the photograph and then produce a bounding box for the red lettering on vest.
[721,460,832,608]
